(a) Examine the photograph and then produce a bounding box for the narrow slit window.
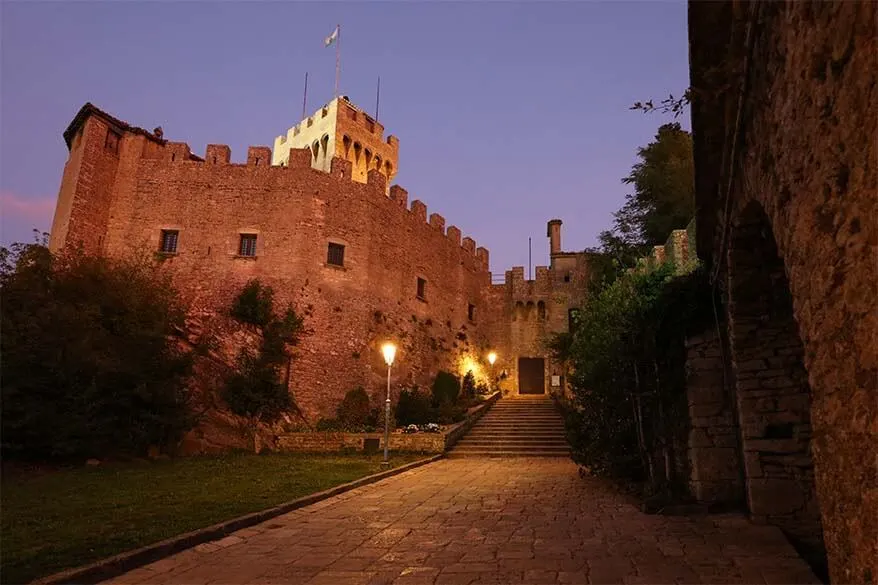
[417,277,427,300]
[468,303,475,322]
[327,242,345,267]
[239,234,257,257]
[104,128,121,154]
[159,230,179,254]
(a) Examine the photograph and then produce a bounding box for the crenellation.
[205,144,231,165]
[410,200,427,223]
[286,148,311,169]
[462,237,476,254]
[330,156,352,180]
[366,169,386,192]
[446,226,461,246]
[247,146,272,167]
[429,213,446,234]
[389,185,408,207]
[166,142,193,162]
[476,247,489,268]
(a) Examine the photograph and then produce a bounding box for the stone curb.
[31,454,444,585]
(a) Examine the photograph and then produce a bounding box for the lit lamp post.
[487,351,497,392]
[381,342,397,467]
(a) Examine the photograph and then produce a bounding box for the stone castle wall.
[689,1,877,580]
[484,249,591,395]
[50,108,490,423]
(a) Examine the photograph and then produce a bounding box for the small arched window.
[537,301,547,321]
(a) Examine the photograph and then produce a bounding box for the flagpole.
[302,72,308,121]
[334,24,341,99]
[376,75,380,121]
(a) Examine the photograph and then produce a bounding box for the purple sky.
[0,1,689,274]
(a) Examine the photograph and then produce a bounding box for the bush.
[315,418,343,431]
[223,280,303,423]
[396,388,433,426]
[431,371,460,407]
[230,279,274,327]
[223,350,292,422]
[565,261,712,492]
[0,239,193,460]
[435,401,467,425]
[336,387,371,428]
[461,371,476,403]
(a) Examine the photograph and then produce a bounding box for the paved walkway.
[105,459,819,585]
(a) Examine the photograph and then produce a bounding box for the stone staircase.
[449,395,570,457]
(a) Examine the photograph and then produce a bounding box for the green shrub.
[0,239,193,460]
[565,262,712,492]
[396,388,433,426]
[431,371,460,407]
[315,418,343,431]
[461,371,476,403]
[223,280,303,423]
[230,279,274,327]
[336,387,371,428]
[435,401,467,425]
[222,350,292,421]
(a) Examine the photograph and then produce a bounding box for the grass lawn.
[1,451,428,584]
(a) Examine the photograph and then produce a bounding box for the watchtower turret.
[272,96,399,186]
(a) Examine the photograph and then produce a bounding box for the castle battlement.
[59,103,487,271]
[272,97,399,184]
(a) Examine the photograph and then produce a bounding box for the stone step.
[456,440,569,447]
[447,398,569,458]
[452,443,570,451]
[448,450,571,458]
[473,424,564,433]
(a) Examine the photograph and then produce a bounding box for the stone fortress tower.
[272,96,399,186]
[484,219,593,397]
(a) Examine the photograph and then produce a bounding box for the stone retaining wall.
[277,393,500,454]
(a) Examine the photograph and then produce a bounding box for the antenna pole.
[528,237,532,280]
[302,72,308,120]
[334,24,341,99]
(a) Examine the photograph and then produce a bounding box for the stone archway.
[727,200,826,573]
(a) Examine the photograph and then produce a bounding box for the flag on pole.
[324,26,339,48]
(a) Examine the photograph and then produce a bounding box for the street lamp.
[487,351,497,392]
[381,342,397,467]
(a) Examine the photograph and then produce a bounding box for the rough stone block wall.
[690,2,877,580]
[686,330,744,505]
[50,110,491,427]
[277,431,444,453]
[483,245,591,395]
[728,205,824,560]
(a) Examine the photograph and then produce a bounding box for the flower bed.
[277,392,500,454]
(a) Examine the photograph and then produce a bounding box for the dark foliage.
[0,237,193,460]
[461,371,477,403]
[564,262,713,496]
[230,279,275,328]
[336,387,372,428]
[395,388,433,426]
[595,123,695,280]
[431,370,460,408]
[223,280,304,422]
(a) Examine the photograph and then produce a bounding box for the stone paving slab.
[102,459,819,585]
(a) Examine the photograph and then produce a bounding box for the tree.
[223,280,304,424]
[620,123,695,245]
[596,123,695,277]
[0,236,193,460]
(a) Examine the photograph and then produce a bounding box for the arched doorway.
[727,200,826,575]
